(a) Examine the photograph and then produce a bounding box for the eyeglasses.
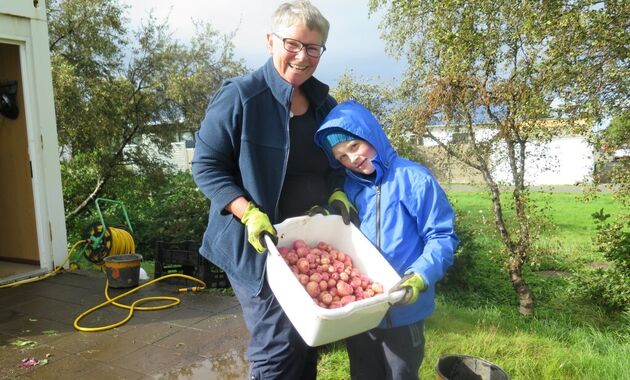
[272,33,326,58]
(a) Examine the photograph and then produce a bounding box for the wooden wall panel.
[0,43,40,263]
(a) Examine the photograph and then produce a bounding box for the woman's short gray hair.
[271,0,330,44]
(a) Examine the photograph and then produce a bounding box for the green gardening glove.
[390,273,427,305]
[328,190,359,226]
[241,202,277,253]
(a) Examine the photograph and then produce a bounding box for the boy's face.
[331,139,377,175]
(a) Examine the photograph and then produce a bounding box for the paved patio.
[0,270,250,379]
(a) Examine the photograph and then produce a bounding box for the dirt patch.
[587,261,611,270]
[536,270,571,278]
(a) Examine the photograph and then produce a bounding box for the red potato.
[297,274,310,285]
[281,240,384,309]
[286,251,299,265]
[327,278,337,288]
[340,295,356,306]
[317,241,329,251]
[305,281,320,298]
[339,272,349,282]
[319,291,332,305]
[360,274,371,289]
[306,253,317,264]
[336,280,353,297]
[296,247,309,258]
[354,286,364,298]
[329,249,338,260]
[329,287,338,297]
[333,260,345,273]
[350,277,362,289]
[297,258,310,274]
[293,240,308,250]
[343,256,353,267]
[371,282,384,294]
[329,301,343,309]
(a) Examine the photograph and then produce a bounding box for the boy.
[314,100,459,380]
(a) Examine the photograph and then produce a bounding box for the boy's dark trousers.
[346,319,425,380]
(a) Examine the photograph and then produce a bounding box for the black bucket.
[103,254,142,288]
[436,355,509,380]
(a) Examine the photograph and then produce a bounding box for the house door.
[0,43,40,271]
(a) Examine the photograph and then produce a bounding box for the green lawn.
[316,188,630,380]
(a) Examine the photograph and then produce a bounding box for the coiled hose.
[1,235,207,332]
[73,273,206,332]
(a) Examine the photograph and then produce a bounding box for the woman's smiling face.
[267,24,323,87]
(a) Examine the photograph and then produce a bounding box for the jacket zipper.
[376,185,393,327]
[376,185,381,248]
[274,94,293,221]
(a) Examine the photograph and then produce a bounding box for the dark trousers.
[230,274,318,380]
[346,320,425,380]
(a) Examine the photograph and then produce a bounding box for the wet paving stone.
[0,271,250,379]
[111,343,205,376]
[155,347,249,380]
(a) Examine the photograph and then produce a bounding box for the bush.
[64,170,208,262]
[573,268,630,313]
[439,211,516,307]
[572,210,630,314]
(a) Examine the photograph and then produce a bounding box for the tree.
[47,0,247,220]
[332,71,426,162]
[368,0,628,315]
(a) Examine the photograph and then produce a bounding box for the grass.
[318,302,630,380]
[315,188,630,380]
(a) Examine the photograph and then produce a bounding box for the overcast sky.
[121,0,406,86]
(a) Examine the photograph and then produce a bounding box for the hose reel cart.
[70,198,136,269]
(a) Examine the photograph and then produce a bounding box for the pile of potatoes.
[278,240,384,309]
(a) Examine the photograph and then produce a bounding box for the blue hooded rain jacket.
[315,100,459,327]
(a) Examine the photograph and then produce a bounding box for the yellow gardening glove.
[390,273,427,305]
[241,202,277,253]
[328,190,359,226]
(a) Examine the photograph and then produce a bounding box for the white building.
[0,1,68,284]
[425,122,595,185]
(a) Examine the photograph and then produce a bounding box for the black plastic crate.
[198,256,230,289]
[154,240,230,289]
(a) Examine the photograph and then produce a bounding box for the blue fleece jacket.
[192,59,336,295]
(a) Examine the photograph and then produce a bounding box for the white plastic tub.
[265,215,404,347]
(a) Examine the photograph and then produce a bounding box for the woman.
[192,1,354,379]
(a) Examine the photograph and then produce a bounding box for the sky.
[121,0,406,86]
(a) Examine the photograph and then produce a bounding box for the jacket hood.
[315,100,397,181]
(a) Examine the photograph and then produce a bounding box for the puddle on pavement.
[155,347,249,379]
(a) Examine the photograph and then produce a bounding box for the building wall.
[1,0,68,270]
[491,136,594,185]
[422,126,594,185]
